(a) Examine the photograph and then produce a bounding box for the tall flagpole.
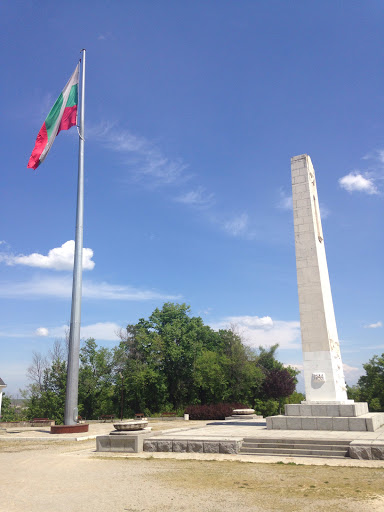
[64,49,86,425]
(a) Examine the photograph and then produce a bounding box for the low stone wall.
[349,441,384,460]
[96,431,152,453]
[0,420,55,427]
[144,438,242,454]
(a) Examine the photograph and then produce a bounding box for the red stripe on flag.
[58,105,77,134]
[27,123,48,170]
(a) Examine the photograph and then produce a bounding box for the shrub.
[185,402,248,420]
[253,398,279,417]
[262,368,296,400]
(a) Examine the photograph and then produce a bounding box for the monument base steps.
[240,438,350,459]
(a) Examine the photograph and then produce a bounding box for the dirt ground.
[1,439,384,512]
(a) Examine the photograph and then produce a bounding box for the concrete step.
[243,438,350,446]
[239,450,348,459]
[239,437,350,458]
[241,442,349,451]
[239,447,348,457]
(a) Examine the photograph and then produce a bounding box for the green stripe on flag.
[45,93,64,140]
[66,84,78,108]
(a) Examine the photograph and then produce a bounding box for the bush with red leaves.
[262,368,296,399]
[184,402,249,420]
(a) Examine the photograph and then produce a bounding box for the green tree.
[78,338,115,419]
[117,303,225,410]
[1,394,19,421]
[26,357,67,423]
[354,354,384,411]
[219,329,264,404]
[256,344,283,371]
[23,340,67,423]
[193,350,229,403]
[20,303,301,420]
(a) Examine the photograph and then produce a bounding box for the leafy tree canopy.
[22,303,301,420]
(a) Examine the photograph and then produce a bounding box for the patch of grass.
[152,458,384,508]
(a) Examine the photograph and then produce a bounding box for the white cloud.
[339,172,378,195]
[175,187,215,208]
[376,150,384,164]
[365,321,382,329]
[210,314,301,349]
[49,322,121,341]
[284,362,303,371]
[362,149,384,164]
[89,122,189,187]
[81,322,120,340]
[319,203,330,219]
[343,363,362,385]
[225,315,274,328]
[277,191,293,210]
[0,362,32,396]
[0,275,180,302]
[223,213,252,237]
[0,330,28,338]
[0,241,95,271]
[35,327,49,337]
[0,322,121,342]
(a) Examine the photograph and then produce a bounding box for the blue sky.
[1,1,383,396]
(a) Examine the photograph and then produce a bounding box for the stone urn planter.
[225,408,263,421]
[232,409,256,415]
[113,420,148,431]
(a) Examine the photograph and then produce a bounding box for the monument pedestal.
[96,427,154,453]
[267,402,384,432]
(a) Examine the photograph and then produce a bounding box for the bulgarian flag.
[27,64,80,170]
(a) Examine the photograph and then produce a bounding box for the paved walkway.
[151,419,384,441]
[2,419,384,467]
[3,418,384,442]
[0,419,209,441]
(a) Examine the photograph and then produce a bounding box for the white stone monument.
[291,154,348,402]
[267,155,384,431]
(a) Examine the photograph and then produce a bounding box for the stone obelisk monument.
[291,154,348,402]
[266,154,384,431]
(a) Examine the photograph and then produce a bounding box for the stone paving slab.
[0,420,205,441]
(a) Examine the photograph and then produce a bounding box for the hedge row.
[185,402,248,420]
